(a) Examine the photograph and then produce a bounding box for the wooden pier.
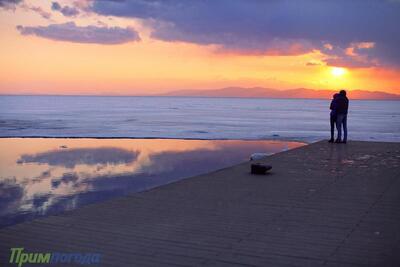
[1,141,399,266]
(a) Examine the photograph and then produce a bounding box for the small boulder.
[251,163,272,175]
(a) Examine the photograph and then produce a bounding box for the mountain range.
[161,87,400,100]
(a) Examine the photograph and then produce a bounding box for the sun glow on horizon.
[0,1,399,96]
[331,67,347,77]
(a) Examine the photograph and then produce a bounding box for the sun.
[331,67,347,77]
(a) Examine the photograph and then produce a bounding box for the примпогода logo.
[9,247,101,267]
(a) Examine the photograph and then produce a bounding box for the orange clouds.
[0,1,399,96]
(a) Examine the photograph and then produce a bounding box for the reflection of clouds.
[31,170,52,183]
[139,141,293,175]
[0,139,305,228]
[141,149,238,175]
[0,178,24,216]
[51,172,79,189]
[17,147,140,168]
[31,194,50,209]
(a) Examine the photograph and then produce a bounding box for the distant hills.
[161,87,400,100]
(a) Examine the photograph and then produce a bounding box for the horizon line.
[0,94,399,101]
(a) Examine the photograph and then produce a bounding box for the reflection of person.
[335,90,349,143]
[329,93,339,143]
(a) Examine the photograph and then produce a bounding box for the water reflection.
[0,138,305,227]
[17,147,140,168]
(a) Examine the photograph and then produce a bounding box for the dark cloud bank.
[0,0,21,8]
[17,22,141,44]
[51,1,79,17]
[90,0,400,67]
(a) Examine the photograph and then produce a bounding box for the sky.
[0,0,399,96]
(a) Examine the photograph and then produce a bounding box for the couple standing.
[329,90,349,143]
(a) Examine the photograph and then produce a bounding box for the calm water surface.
[0,138,305,228]
[1,96,399,142]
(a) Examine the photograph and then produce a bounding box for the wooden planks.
[1,140,399,266]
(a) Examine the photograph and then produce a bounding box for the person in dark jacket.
[329,93,339,143]
[335,90,349,143]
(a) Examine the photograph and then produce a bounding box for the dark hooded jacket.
[330,94,339,117]
[336,94,349,115]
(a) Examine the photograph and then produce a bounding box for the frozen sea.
[0,95,399,142]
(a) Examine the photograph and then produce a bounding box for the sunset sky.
[0,0,399,95]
